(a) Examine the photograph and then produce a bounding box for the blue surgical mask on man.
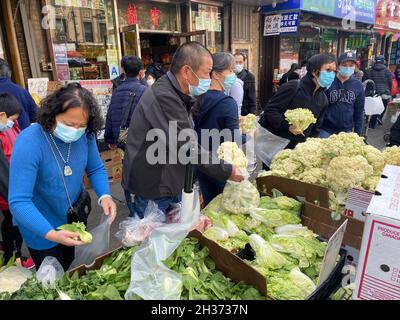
[0,119,14,132]
[234,64,244,74]
[338,66,355,78]
[223,73,237,90]
[187,67,211,96]
[53,122,86,143]
[317,71,336,89]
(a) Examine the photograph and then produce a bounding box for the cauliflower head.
[362,145,385,172]
[298,168,327,186]
[326,155,373,194]
[284,108,317,134]
[323,133,365,159]
[292,139,326,168]
[217,141,248,169]
[383,146,400,166]
[362,174,381,192]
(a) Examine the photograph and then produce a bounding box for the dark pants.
[1,210,23,264]
[370,98,389,129]
[390,113,400,146]
[132,195,182,219]
[197,170,226,207]
[28,244,75,271]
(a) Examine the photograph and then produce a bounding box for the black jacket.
[363,63,393,96]
[237,69,257,116]
[279,71,300,86]
[260,74,329,149]
[0,142,9,200]
[122,72,232,199]
[390,114,400,146]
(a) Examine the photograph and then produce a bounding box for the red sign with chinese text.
[375,0,400,31]
[150,7,162,28]
[126,4,139,25]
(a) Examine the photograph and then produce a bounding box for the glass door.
[120,24,141,58]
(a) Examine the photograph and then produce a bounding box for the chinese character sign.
[150,7,162,29]
[126,4,138,25]
[264,11,299,36]
[264,14,282,36]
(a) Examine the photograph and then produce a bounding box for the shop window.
[49,0,119,81]
[191,3,224,53]
[118,0,179,32]
[84,22,94,43]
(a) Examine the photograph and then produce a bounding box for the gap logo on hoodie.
[329,88,356,105]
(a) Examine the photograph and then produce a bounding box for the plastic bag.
[69,215,111,269]
[125,188,201,300]
[364,96,385,116]
[242,137,257,174]
[0,266,32,294]
[221,180,261,214]
[115,201,166,247]
[36,256,64,288]
[166,203,182,224]
[254,125,290,167]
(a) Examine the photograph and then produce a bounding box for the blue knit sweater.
[9,124,110,250]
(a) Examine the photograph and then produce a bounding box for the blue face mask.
[188,67,211,96]
[0,119,14,132]
[53,122,86,143]
[317,71,336,89]
[223,73,237,90]
[234,64,244,74]
[339,66,355,78]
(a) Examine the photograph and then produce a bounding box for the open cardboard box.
[257,176,365,251]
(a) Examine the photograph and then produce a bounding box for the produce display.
[260,133,400,212]
[163,237,265,300]
[0,247,137,300]
[217,141,248,169]
[284,108,317,135]
[202,192,329,300]
[240,114,257,134]
[57,222,93,244]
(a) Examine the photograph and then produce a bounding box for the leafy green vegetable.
[250,208,301,228]
[163,238,265,300]
[58,222,93,244]
[268,267,316,300]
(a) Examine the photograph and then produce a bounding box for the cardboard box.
[354,165,400,300]
[84,150,123,188]
[69,232,267,298]
[257,176,365,250]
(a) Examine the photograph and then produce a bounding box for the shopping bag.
[36,256,64,288]
[115,201,166,247]
[69,215,111,269]
[254,125,290,167]
[364,96,385,116]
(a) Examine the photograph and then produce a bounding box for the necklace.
[49,133,73,176]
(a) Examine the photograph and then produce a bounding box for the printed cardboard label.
[318,220,348,286]
[356,219,400,300]
[344,188,374,222]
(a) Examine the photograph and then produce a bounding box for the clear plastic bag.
[125,189,201,300]
[254,124,290,167]
[36,256,64,288]
[221,180,261,215]
[69,215,111,269]
[115,201,166,247]
[0,266,32,294]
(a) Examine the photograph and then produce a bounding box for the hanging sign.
[264,11,299,36]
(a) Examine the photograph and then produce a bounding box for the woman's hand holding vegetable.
[229,166,246,182]
[289,125,304,136]
[101,196,117,224]
[45,230,86,247]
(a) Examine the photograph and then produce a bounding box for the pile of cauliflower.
[259,132,400,212]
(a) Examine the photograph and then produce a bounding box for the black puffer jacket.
[363,63,392,96]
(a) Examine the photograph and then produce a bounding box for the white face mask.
[147,78,155,86]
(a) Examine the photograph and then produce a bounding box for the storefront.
[0,17,6,60]
[374,0,400,71]
[259,0,376,105]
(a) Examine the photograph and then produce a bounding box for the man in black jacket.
[122,42,245,219]
[363,55,393,128]
[234,52,257,116]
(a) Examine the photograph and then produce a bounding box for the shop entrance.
[120,25,207,76]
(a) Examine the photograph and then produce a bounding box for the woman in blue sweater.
[9,83,117,270]
[194,52,240,205]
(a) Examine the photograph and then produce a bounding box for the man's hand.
[289,125,304,136]
[229,166,247,182]
[109,144,118,150]
[101,196,117,224]
[45,230,85,247]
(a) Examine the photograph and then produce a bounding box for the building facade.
[259,0,376,106]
